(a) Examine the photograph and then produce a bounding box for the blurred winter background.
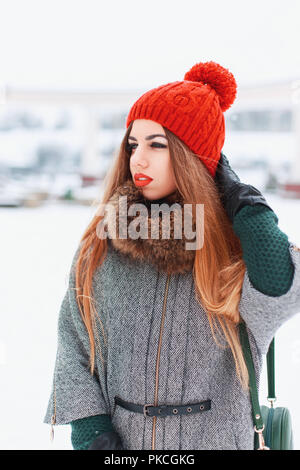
[1,0,300,450]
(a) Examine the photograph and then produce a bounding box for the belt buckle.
[143,403,154,418]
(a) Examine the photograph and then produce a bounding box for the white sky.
[0,0,300,90]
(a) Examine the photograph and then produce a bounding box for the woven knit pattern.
[68,203,296,449]
[44,239,300,449]
[125,61,237,178]
[71,414,113,450]
[126,81,222,178]
[233,205,295,296]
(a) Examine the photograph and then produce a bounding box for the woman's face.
[128,119,177,200]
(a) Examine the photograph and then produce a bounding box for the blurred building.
[225,79,300,197]
[0,79,300,206]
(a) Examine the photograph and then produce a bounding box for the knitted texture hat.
[125,61,237,178]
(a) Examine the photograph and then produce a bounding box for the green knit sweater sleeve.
[70,414,114,450]
[232,204,295,297]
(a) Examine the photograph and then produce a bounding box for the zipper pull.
[50,415,56,442]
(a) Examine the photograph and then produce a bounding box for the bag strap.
[266,338,276,402]
[238,321,276,430]
[238,321,264,430]
[239,322,276,402]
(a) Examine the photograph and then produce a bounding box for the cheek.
[161,152,172,171]
[166,156,176,179]
[160,158,176,187]
[155,160,169,179]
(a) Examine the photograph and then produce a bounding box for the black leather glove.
[214,152,275,223]
[88,431,124,450]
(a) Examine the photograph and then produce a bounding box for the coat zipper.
[151,273,171,450]
[50,274,172,448]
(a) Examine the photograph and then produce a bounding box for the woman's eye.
[126,142,167,152]
[126,143,137,152]
[151,142,167,148]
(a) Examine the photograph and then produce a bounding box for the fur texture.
[104,179,196,274]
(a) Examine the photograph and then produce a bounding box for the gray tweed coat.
[44,181,300,450]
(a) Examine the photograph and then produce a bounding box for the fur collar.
[104,179,196,274]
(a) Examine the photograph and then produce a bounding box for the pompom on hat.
[125,61,237,178]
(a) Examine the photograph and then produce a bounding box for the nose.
[131,145,149,169]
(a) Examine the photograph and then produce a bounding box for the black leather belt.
[114,396,211,418]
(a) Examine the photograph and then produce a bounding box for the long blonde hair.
[75,121,249,390]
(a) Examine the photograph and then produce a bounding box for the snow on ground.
[0,190,300,450]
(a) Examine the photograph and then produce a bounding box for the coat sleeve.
[43,247,110,426]
[238,243,300,354]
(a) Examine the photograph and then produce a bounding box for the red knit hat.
[125,61,237,178]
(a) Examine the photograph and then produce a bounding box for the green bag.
[239,321,294,450]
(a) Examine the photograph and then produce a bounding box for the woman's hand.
[214,152,275,223]
[88,430,124,450]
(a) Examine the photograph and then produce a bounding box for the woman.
[43,61,300,450]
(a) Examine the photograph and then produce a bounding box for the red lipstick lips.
[134,173,153,187]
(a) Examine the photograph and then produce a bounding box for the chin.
[139,183,176,201]
[141,188,162,200]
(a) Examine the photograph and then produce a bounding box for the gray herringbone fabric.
[44,240,300,450]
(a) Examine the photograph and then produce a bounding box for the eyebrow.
[128,134,168,141]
